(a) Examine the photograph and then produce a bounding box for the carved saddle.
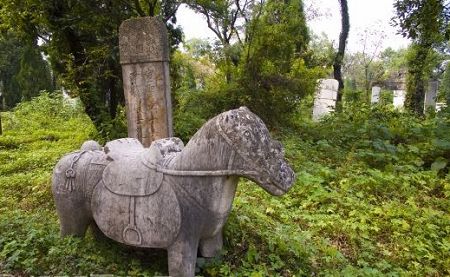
[92,138,183,248]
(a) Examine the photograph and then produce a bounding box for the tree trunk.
[108,73,119,119]
[405,43,429,115]
[65,28,106,126]
[333,0,349,107]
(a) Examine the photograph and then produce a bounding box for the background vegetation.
[0,94,449,276]
[0,0,449,276]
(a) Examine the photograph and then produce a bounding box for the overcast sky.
[176,0,411,53]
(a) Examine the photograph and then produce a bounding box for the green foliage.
[200,105,450,276]
[305,32,335,72]
[404,44,443,114]
[440,61,450,104]
[15,44,54,101]
[171,42,217,140]
[0,0,182,134]
[0,35,53,109]
[393,0,450,114]
[173,0,324,134]
[1,91,450,276]
[234,0,319,127]
[393,0,449,45]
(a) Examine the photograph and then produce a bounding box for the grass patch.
[0,95,449,276]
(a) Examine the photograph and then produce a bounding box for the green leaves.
[1,86,450,275]
[431,157,447,172]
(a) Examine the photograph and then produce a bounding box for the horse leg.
[167,236,199,277]
[53,194,91,237]
[199,231,223,257]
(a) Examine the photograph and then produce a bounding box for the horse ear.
[239,106,250,112]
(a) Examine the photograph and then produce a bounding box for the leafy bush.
[0,94,449,276]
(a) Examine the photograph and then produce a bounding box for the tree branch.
[225,4,240,44]
[202,6,224,43]
[163,3,182,22]
[133,0,146,16]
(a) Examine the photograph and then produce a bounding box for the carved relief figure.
[52,107,295,277]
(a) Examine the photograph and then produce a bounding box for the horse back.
[91,154,181,248]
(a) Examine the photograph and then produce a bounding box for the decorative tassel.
[62,151,86,192]
[65,168,76,191]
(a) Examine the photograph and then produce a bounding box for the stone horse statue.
[52,107,295,277]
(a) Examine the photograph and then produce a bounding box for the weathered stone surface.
[119,17,173,147]
[424,81,439,110]
[119,17,169,64]
[312,79,338,120]
[52,107,295,277]
[393,90,406,109]
[436,102,447,112]
[371,86,381,104]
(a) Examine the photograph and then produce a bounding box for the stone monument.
[119,17,173,147]
[371,86,381,104]
[393,90,406,109]
[312,79,339,120]
[52,107,295,277]
[436,102,447,112]
[424,80,439,110]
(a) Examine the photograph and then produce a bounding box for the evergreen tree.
[0,0,182,133]
[16,44,53,101]
[0,35,53,108]
[393,0,450,115]
[441,62,450,105]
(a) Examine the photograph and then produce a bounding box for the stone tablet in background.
[393,90,406,109]
[436,102,447,112]
[371,86,381,104]
[119,17,173,147]
[424,81,439,111]
[312,79,338,121]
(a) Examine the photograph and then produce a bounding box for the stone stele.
[119,17,173,147]
[424,80,439,110]
[393,89,406,109]
[312,78,338,120]
[371,86,381,104]
[52,107,296,277]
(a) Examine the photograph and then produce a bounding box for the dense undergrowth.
[0,94,449,276]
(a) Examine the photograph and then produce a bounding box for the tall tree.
[333,0,349,106]
[16,43,54,101]
[174,0,320,132]
[224,0,316,126]
[185,0,257,82]
[0,35,22,108]
[392,0,450,115]
[440,61,450,104]
[0,34,53,108]
[0,0,182,134]
[346,26,386,101]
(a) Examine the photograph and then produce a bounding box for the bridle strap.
[139,117,260,177]
[140,146,258,177]
[68,118,260,178]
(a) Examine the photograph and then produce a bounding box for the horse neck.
[171,122,234,172]
[168,122,240,217]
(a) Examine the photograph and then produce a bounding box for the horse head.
[216,107,295,196]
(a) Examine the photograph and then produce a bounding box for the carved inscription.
[119,17,173,147]
[119,17,169,64]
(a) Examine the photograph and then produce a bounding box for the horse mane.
[172,114,232,171]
